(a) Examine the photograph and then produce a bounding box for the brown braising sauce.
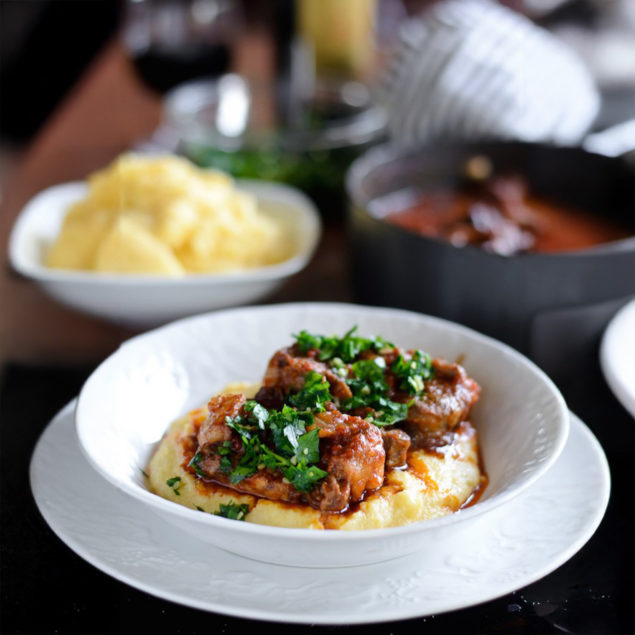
[375,173,632,255]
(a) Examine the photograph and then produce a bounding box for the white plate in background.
[600,297,635,418]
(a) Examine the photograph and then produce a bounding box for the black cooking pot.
[346,142,635,382]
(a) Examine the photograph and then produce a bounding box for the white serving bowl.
[75,303,569,568]
[8,179,321,328]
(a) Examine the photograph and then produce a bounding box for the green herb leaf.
[230,462,257,484]
[293,326,394,363]
[225,415,256,439]
[294,330,323,353]
[214,501,250,521]
[243,400,269,429]
[391,350,434,396]
[166,476,182,495]
[188,452,208,477]
[365,399,412,426]
[205,400,327,493]
[285,464,329,493]
[287,370,332,412]
[294,428,321,464]
[341,353,414,426]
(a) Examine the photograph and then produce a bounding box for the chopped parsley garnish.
[291,327,436,427]
[188,451,208,477]
[287,370,332,411]
[214,501,250,521]
[294,427,321,464]
[219,400,327,492]
[342,357,411,426]
[294,326,393,363]
[391,350,434,396]
[347,357,390,399]
[243,400,269,429]
[166,476,182,496]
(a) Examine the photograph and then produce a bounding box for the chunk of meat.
[253,384,286,410]
[194,393,305,503]
[194,393,245,477]
[197,393,246,451]
[194,393,384,512]
[404,358,480,444]
[381,428,411,468]
[220,468,305,504]
[308,408,385,511]
[259,347,353,403]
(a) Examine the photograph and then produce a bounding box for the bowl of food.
[347,142,635,381]
[75,302,568,567]
[8,154,321,327]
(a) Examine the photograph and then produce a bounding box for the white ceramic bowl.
[75,303,569,567]
[8,180,321,328]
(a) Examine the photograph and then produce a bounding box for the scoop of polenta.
[46,154,291,276]
[146,396,484,530]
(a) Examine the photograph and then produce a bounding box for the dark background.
[0,0,121,144]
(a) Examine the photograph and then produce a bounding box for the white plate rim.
[600,297,635,419]
[30,401,610,625]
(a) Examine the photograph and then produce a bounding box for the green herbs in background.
[214,501,251,521]
[185,144,357,202]
[166,476,182,496]
[294,326,393,363]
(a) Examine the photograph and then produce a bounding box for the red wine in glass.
[123,0,238,94]
[130,42,231,94]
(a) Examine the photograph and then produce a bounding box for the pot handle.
[582,119,635,163]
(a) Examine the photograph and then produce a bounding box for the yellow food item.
[146,395,484,531]
[46,154,291,275]
[95,217,185,276]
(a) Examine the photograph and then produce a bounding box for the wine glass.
[121,0,241,94]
